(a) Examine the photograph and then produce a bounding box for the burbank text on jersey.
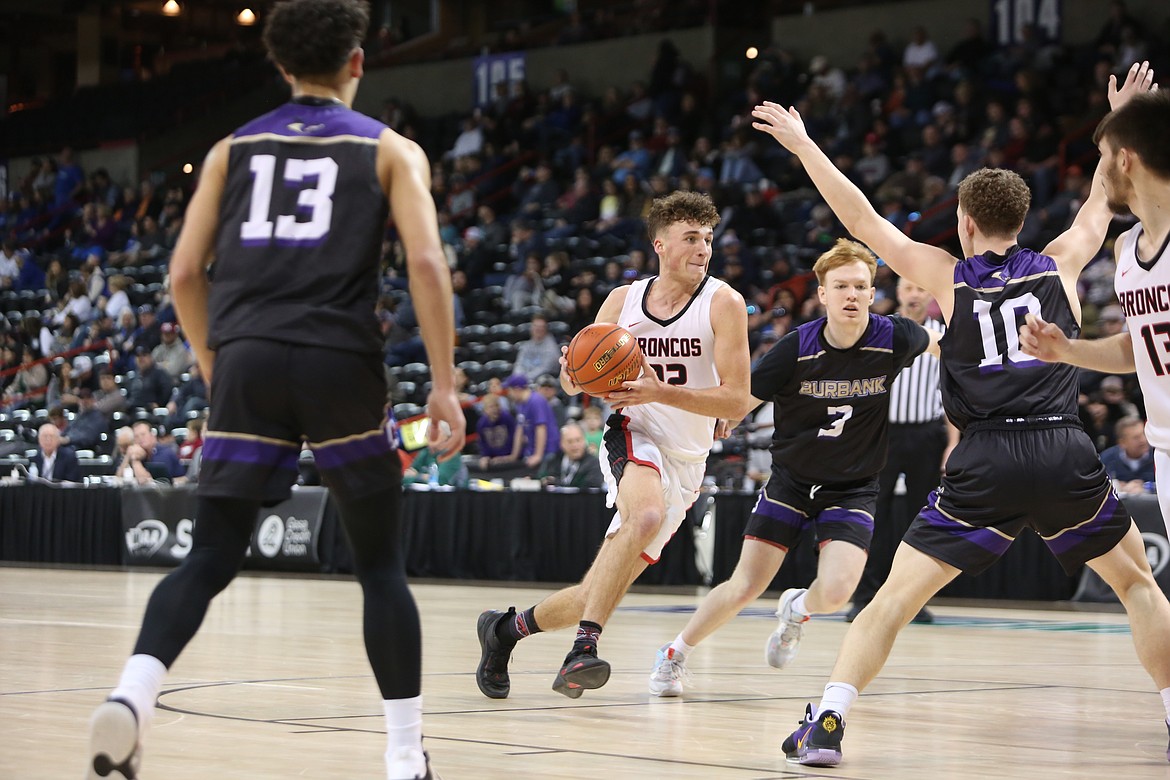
[800,377,888,399]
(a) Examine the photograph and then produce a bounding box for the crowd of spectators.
[2,1,1169,488]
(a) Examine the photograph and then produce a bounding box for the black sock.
[572,620,602,653]
[497,606,541,644]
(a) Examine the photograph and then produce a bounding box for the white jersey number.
[818,405,854,439]
[972,293,1043,370]
[240,154,338,245]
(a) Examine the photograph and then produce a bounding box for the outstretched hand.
[751,101,812,152]
[1018,313,1070,364]
[1109,61,1158,111]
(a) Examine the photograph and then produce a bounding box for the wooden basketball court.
[2,565,1167,778]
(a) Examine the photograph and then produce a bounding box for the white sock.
[815,682,858,720]
[1161,687,1170,723]
[384,695,424,778]
[791,589,811,618]
[669,634,695,658]
[110,654,168,730]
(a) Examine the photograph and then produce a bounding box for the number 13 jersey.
[211,97,390,355]
[1115,225,1170,450]
[940,246,1080,430]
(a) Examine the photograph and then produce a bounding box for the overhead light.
[236,8,256,25]
[162,0,180,16]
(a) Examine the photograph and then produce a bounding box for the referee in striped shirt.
[847,277,957,622]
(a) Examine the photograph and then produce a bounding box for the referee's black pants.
[852,420,948,605]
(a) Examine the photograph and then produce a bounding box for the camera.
[746,304,759,315]
[772,306,788,318]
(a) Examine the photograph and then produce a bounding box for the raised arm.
[380,131,466,460]
[607,286,754,420]
[1045,61,1157,280]
[751,102,957,314]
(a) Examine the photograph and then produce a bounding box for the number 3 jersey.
[751,314,928,484]
[1115,226,1170,450]
[941,246,1080,429]
[616,275,727,461]
[210,97,390,355]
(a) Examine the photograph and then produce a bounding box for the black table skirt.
[328,489,697,586]
[0,485,124,565]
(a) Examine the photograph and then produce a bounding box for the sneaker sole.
[552,659,611,698]
[87,700,139,780]
[475,611,510,700]
[793,749,841,767]
[648,682,682,697]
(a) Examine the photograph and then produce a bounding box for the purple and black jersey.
[751,313,929,484]
[210,97,389,355]
[939,246,1080,430]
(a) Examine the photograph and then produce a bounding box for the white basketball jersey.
[1115,225,1170,450]
[616,275,725,460]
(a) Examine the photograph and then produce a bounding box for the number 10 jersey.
[940,246,1080,430]
[210,97,390,356]
[1115,225,1170,451]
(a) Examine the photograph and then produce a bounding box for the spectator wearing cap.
[513,314,562,380]
[535,373,568,428]
[1100,416,1156,495]
[166,362,208,428]
[30,423,81,483]
[129,305,161,353]
[504,373,560,470]
[460,225,492,287]
[94,367,127,419]
[62,388,108,452]
[152,322,192,379]
[125,347,173,412]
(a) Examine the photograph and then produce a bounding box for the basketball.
[566,323,643,397]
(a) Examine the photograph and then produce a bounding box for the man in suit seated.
[30,423,81,483]
[538,422,603,489]
[1101,416,1156,495]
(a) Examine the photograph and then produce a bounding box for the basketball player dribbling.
[475,191,754,700]
[751,61,1170,767]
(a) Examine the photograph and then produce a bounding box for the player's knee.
[626,506,665,543]
[816,576,857,611]
[726,574,768,607]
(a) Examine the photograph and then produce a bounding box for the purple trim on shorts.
[202,436,299,470]
[311,430,392,470]
[752,490,805,527]
[920,491,1013,555]
[818,507,875,528]
[1044,491,1120,555]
